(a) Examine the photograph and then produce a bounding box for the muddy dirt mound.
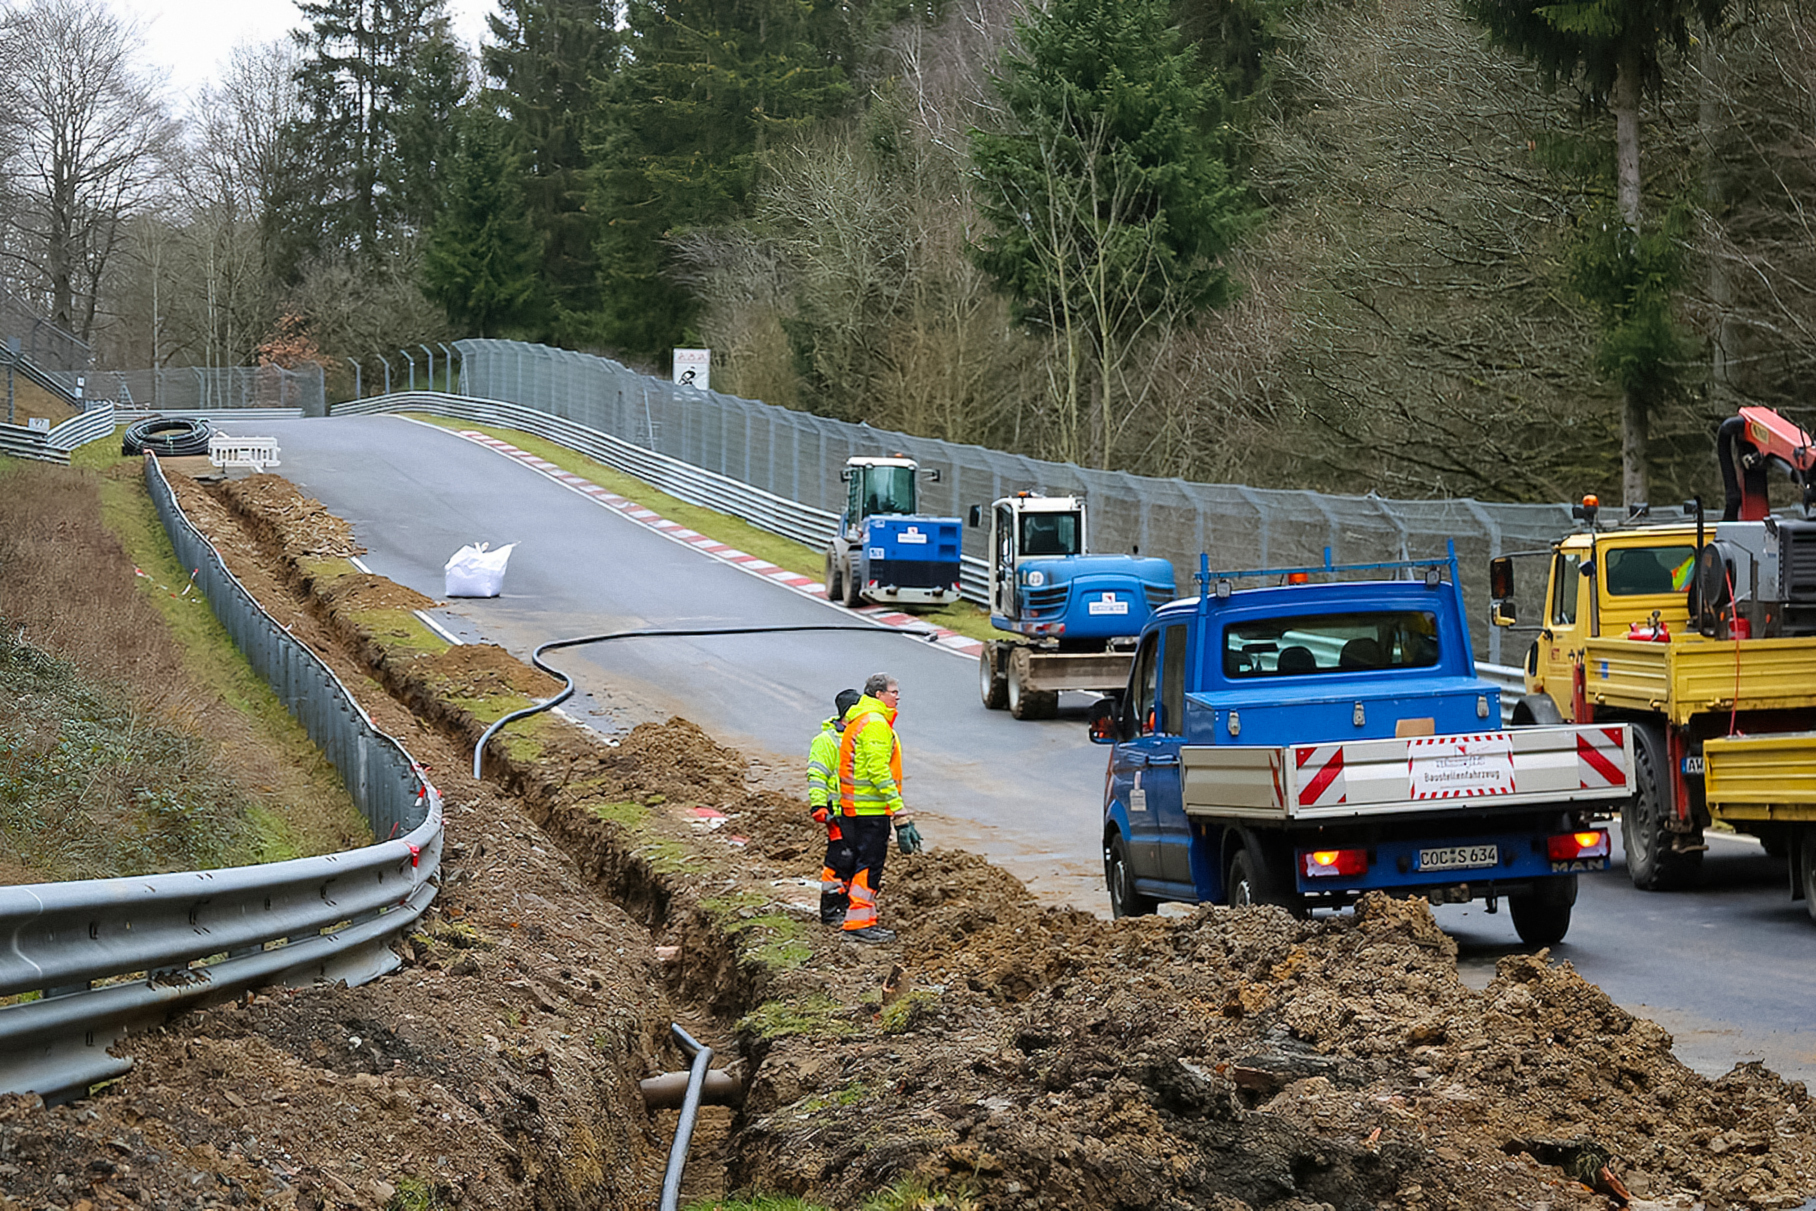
[423,642,563,700]
[317,571,436,615]
[213,474,365,560]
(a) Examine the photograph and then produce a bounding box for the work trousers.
[834,814,892,931]
[819,821,852,924]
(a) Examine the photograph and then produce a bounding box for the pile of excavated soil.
[6,462,1813,1211]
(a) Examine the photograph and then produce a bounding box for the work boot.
[842,925,896,945]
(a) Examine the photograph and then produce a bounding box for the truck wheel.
[1106,836,1157,918]
[1508,876,1576,946]
[841,558,862,608]
[1007,649,1058,720]
[1226,846,1298,912]
[825,558,843,605]
[1801,827,1816,924]
[1623,723,1702,891]
[979,645,1008,710]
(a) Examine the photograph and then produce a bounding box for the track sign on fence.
[672,348,710,391]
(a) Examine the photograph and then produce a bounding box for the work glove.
[811,806,830,825]
[895,820,924,855]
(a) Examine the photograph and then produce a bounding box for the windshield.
[1604,545,1696,596]
[1223,611,1441,678]
[861,466,917,517]
[1019,511,1082,556]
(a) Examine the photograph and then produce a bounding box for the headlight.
[1025,570,1045,587]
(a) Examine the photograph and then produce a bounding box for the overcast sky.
[108,0,496,106]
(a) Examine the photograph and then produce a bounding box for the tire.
[825,557,842,605]
[1623,723,1702,891]
[840,558,862,608]
[1106,835,1157,918]
[1226,845,1297,911]
[1800,827,1816,925]
[1508,876,1576,947]
[1511,694,1565,726]
[1006,649,1058,720]
[979,645,1008,710]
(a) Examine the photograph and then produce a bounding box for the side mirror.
[1490,599,1518,627]
[1489,555,1515,600]
[968,505,982,528]
[1087,695,1122,744]
[923,467,943,483]
[839,468,853,483]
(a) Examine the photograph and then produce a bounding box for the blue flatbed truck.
[1089,550,1634,945]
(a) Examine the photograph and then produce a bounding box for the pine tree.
[591,0,851,361]
[281,0,470,277]
[482,0,617,345]
[1464,0,1727,504]
[969,0,1247,467]
[421,107,543,337]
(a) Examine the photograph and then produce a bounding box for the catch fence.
[452,340,1573,664]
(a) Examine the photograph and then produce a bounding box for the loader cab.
[984,495,1086,619]
[844,458,920,528]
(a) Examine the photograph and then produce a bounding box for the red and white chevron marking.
[1295,743,1348,808]
[448,430,984,659]
[1577,726,1628,789]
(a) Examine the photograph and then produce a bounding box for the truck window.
[1605,545,1695,596]
[1550,553,1581,625]
[1222,611,1440,678]
[1127,632,1160,734]
[1019,512,1082,557]
[1158,624,1188,734]
[861,467,917,518]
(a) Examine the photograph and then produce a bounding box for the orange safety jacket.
[837,694,904,816]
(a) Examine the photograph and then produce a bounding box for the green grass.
[685,1197,827,1211]
[738,994,864,1041]
[405,413,1003,643]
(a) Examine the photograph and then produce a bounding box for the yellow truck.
[1488,407,1816,916]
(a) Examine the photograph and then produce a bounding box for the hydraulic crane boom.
[1719,406,1816,521]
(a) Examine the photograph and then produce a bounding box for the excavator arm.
[1718,406,1816,521]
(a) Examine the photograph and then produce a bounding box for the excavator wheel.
[840,558,863,608]
[979,644,1008,710]
[1006,648,1058,720]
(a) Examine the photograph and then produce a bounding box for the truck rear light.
[1546,830,1609,860]
[1301,848,1368,878]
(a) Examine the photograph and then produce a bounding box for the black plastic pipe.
[471,622,939,779]
[661,1023,713,1211]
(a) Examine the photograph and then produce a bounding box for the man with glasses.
[834,672,924,943]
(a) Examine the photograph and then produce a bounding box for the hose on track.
[122,416,214,457]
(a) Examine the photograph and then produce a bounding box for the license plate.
[1682,755,1704,776]
[1417,844,1498,872]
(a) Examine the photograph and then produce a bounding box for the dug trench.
[6,464,1816,1211]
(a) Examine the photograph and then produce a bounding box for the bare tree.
[0,0,176,342]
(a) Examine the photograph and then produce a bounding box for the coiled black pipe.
[122,416,214,457]
[471,622,939,779]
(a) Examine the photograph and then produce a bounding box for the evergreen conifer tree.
[969,0,1247,467]
[421,107,543,337]
[482,0,617,345]
[1465,0,1727,504]
[590,0,850,361]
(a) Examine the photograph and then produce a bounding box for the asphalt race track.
[224,414,1816,1086]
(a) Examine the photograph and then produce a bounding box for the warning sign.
[1408,733,1515,800]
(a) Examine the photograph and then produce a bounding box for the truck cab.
[972,493,1175,719]
[824,456,962,608]
[1093,553,1632,946]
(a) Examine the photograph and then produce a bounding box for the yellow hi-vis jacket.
[837,694,903,817]
[807,717,841,809]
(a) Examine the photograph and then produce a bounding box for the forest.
[0,0,1811,505]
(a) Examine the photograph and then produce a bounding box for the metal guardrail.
[338,392,1531,698]
[0,454,442,1105]
[47,403,116,453]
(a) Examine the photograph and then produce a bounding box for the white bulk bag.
[444,541,517,597]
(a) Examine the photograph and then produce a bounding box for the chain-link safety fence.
[452,340,1569,664]
[42,365,327,414]
[0,286,90,372]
